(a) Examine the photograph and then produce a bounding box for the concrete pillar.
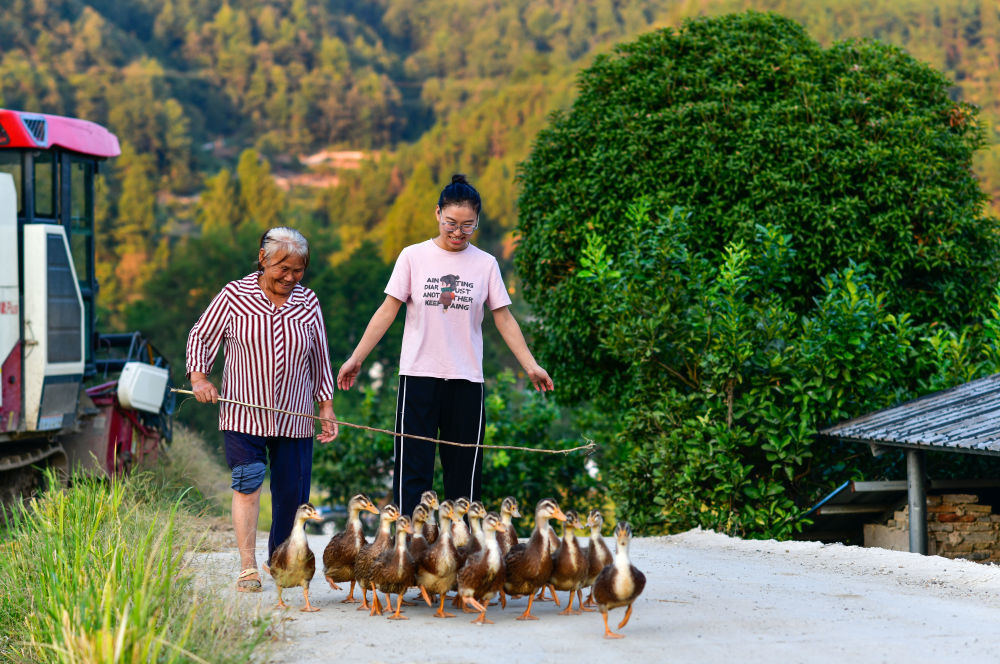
[906,448,927,555]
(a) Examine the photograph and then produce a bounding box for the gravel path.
[187,528,1000,663]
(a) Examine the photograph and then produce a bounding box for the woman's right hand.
[190,372,219,403]
[337,357,362,390]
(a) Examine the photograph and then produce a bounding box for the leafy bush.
[579,202,918,536]
[480,370,609,515]
[517,11,998,404]
[515,12,1000,537]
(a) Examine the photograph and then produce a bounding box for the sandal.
[237,568,262,593]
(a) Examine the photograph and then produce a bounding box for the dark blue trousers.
[223,431,313,564]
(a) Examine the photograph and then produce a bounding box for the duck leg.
[535,584,560,606]
[617,603,635,629]
[357,583,371,611]
[369,583,385,616]
[583,589,596,607]
[557,590,577,616]
[341,580,360,604]
[578,589,595,612]
[387,594,409,620]
[300,585,320,613]
[470,603,494,625]
[324,576,342,591]
[419,585,434,607]
[434,593,456,619]
[452,590,475,612]
[275,586,288,609]
[462,596,486,614]
[515,593,540,621]
[602,610,624,639]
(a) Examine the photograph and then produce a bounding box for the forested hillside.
[3,0,999,415]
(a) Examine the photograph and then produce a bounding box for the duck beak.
[553,507,567,521]
[495,523,507,533]
[512,508,521,518]
[365,504,379,514]
[309,513,323,521]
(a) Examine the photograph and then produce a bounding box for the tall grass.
[0,440,268,663]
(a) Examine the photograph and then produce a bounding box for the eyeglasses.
[440,219,478,235]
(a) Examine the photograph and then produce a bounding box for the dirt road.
[187,528,1000,663]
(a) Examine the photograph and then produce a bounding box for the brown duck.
[322,493,379,603]
[416,499,460,618]
[582,508,612,608]
[453,500,488,610]
[503,497,566,620]
[451,497,472,548]
[353,503,400,613]
[534,507,561,603]
[497,496,521,556]
[268,503,323,612]
[420,490,440,544]
[372,515,417,619]
[456,512,507,624]
[457,500,487,566]
[548,510,589,615]
[409,502,432,568]
[592,522,646,639]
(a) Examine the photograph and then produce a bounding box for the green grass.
[0,430,269,663]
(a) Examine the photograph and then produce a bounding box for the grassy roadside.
[0,426,268,663]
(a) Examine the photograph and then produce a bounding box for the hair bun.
[451,173,469,185]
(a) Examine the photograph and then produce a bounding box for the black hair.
[437,173,482,216]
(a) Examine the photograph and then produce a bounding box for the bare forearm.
[493,306,554,392]
[349,297,402,363]
[493,307,538,370]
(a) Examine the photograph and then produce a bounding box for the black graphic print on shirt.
[423,273,474,313]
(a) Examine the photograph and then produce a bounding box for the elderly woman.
[186,227,338,592]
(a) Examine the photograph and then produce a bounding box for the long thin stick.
[170,388,594,455]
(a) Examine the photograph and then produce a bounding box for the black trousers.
[393,375,485,516]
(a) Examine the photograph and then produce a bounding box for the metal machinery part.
[0,109,173,495]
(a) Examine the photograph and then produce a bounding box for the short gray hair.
[258,227,310,270]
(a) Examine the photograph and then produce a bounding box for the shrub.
[515,12,1000,536]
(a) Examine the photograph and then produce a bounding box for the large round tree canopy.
[516,11,999,401]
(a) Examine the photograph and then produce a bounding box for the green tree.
[236,149,286,233]
[108,141,159,317]
[515,12,1000,536]
[196,168,241,236]
[517,11,1000,405]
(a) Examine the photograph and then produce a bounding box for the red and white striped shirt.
[185,273,336,437]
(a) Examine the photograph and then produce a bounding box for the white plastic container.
[117,362,169,413]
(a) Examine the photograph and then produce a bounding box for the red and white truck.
[0,109,172,503]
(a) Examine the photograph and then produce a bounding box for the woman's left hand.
[317,401,339,443]
[526,365,554,392]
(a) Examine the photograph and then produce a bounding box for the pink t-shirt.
[384,239,512,382]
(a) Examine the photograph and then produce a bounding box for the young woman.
[337,174,552,515]
[187,227,338,591]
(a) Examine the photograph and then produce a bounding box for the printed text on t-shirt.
[423,274,474,312]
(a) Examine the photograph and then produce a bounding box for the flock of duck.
[265,492,646,638]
